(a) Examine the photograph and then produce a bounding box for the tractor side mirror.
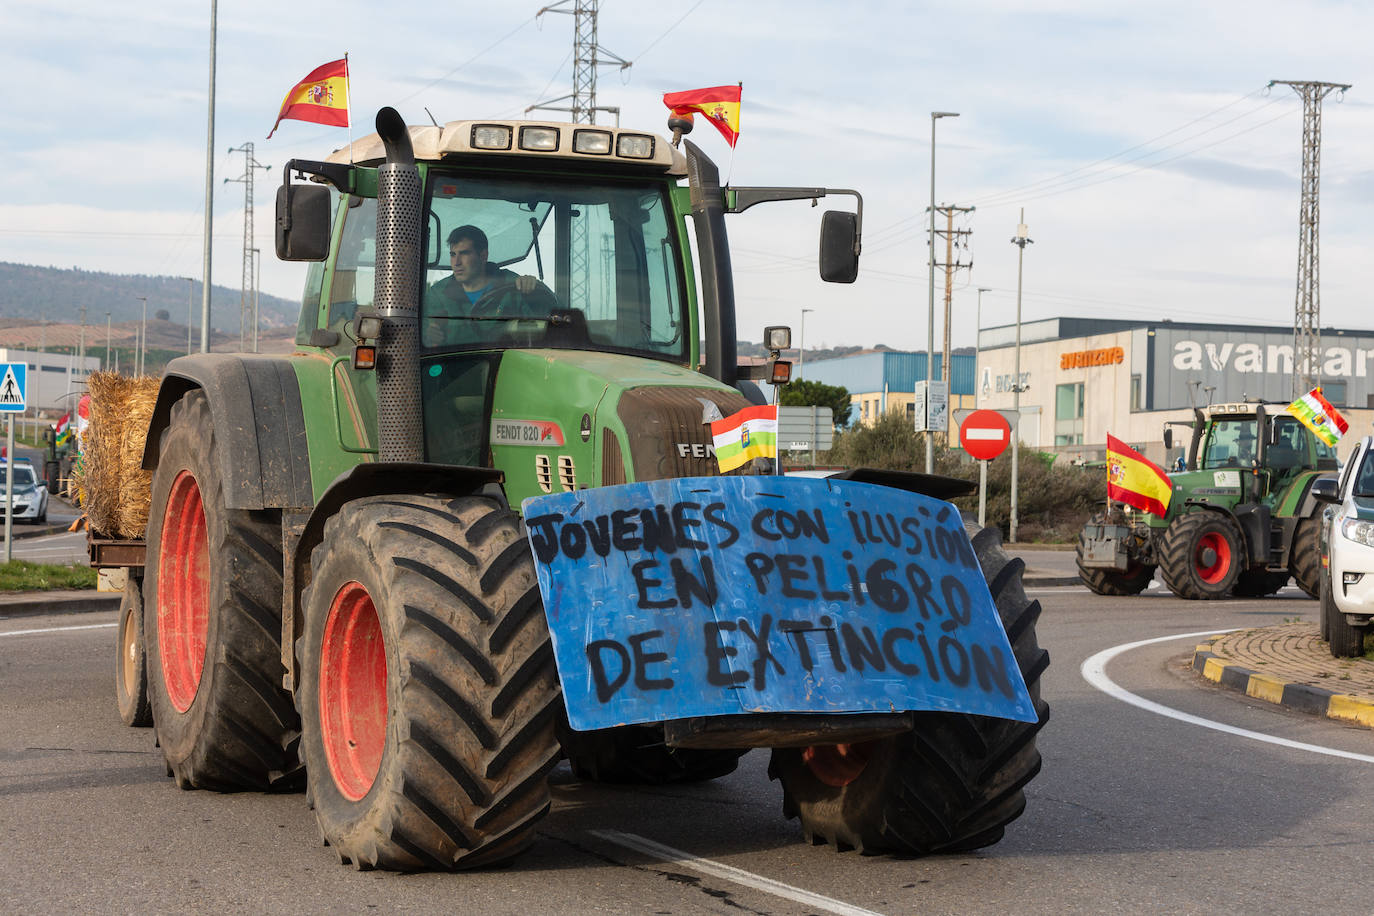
[276,183,332,262]
[1309,476,1340,504]
[819,210,859,283]
[1163,428,1174,451]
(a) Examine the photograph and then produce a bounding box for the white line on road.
[1082,630,1374,764]
[0,623,114,638]
[589,829,886,916]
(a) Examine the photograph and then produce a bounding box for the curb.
[1192,638,1374,730]
[0,593,121,619]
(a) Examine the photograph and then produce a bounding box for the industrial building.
[803,318,1374,465]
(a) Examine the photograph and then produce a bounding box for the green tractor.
[121,108,1048,871]
[1077,401,1338,599]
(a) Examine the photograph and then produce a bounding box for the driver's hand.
[516,275,537,294]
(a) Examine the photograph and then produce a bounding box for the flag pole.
[724,81,741,186]
[345,52,354,163]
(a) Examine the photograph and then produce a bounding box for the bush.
[825,411,1103,542]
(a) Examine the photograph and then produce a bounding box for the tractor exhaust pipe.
[373,107,424,463]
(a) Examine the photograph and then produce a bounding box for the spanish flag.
[711,405,777,473]
[1106,434,1173,517]
[267,57,350,139]
[663,85,742,147]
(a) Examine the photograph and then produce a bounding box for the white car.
[1315,434,1374,656]
[0,463,49,524]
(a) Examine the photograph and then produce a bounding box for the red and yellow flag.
[1106,433,1173,517]
[267,57,350,139]
[663,85,741,147]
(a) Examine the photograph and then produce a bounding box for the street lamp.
[799,308,814,380]
[185,277,195,355]
[975,287,991,403]
[137,296,148,377]
[926,111,959,473]
[1009,210,1033,543]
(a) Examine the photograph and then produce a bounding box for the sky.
[3,0,1374,352]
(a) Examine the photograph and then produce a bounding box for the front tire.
[1323,574,1367,658]
[767,525,1050,855]
[1159,512,1243,599]
[142,390,297,790]
[298,495,561,871]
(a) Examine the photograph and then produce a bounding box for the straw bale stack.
[83,372,160,538]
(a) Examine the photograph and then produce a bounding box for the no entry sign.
[959,409,1011,461]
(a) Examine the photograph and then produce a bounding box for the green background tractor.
[1077,401,1337,599]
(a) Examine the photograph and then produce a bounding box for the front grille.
[616,387,753,482]
[602,428,626,486]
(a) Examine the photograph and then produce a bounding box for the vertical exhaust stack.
[373,107,424,462]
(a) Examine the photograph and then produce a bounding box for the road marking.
[589,829,886,916]
[1082,630,1374,764]
[0,623,114,638]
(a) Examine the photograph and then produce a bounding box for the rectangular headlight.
[573,129,613,155]
[616,134,655,159]
[519,127,560,151]
[471,125,512,150]
[764,325,792,350]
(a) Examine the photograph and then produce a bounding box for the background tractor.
[92,107,1049,871]
[1077,401,1338,599]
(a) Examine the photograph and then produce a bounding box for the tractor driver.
[427,225,553,319]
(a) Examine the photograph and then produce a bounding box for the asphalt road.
[2,580,1371,914]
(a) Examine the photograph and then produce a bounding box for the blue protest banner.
[522,476,1035,732]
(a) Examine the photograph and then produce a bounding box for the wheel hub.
[801,741,876,787]
[157,471,209,713]
[320,581,387,801]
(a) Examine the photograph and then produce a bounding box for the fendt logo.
[676,442,717,459]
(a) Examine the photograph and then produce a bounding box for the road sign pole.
[5,416,13,563]
[978,459,988,528]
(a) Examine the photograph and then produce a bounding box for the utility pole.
[1009,211,1033,544]
[528,1,630,311]
[527,1,630,125]
[1269,79,1350,396]
[226,142,271,352]
[934,204,974,426]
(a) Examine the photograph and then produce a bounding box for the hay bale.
[84,372,159,538]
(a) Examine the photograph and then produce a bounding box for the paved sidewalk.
[1193,622,1374,730]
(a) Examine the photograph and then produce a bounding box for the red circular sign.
[959,410,1012,461]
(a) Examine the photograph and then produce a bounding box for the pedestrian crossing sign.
[0,363,27,412]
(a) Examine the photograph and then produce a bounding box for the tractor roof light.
[519,126,560,152]
[470,125,512,150]
[764,325,792,351]
[573,130,613,155]
[770,360,793,386]
[616,134,656,159]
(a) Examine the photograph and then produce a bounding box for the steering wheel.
[469,280,559,320]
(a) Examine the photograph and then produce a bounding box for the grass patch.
[0,561,97,592]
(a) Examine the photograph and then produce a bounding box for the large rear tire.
[143,390,298,790]
[558,720,746,785]
[1159,512,1243,600]
[1290,517,1322,599]
[1323,573,1367,658]
[114,575,152,728]
[298,495,561,871]
[767,525,1050,855]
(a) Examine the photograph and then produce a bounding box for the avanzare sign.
[1061,346,1124,369]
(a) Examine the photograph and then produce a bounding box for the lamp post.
[137,296,148,377]
[926,111,959,473]
[105,312,111,372]
[975,287,991,403]
[1009,210,1033,543]
[186,277,195,355]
